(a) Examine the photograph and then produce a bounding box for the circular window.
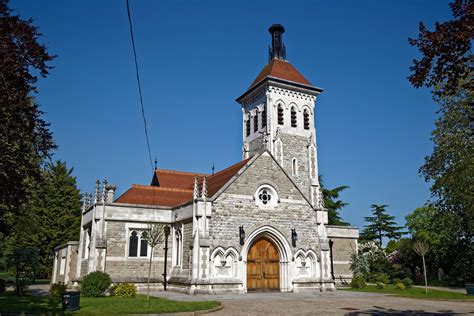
[255,185,278,207]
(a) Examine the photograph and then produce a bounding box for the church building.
[52,24,358,294]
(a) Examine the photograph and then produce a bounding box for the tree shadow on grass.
[344,305,471,315]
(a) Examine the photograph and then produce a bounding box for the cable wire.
[125,0,154,171]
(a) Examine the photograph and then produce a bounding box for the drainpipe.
[329,239,335,280]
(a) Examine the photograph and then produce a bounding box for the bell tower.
[236,24,324,208]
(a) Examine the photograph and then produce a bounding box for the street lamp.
[163,225,171,291]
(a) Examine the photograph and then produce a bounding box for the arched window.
[291,107,297,128]
[262,107,267,128]
[292,158,298,176]
[129,231,138,257]
[278,105,284,125]
[253,112,259,133]
[140,231,148,257]
[246,118,250,137]
[175,229,182,266]
[303,109,310,130]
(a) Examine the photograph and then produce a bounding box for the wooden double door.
[247,238,280,291]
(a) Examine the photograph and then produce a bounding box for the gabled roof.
[114,185,193,208]
[151,169,208,188]
[249,59,313,89]
[114,158,252,208]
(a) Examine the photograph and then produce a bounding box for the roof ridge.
[155,169,209,176]
[206,157,252,181]
[131,184,193,193]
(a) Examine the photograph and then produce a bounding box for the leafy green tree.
[0,0,56,238]
[25,161,81,274]
[319,176,350,226]
[361,204,404,246]
[5,245,40,296]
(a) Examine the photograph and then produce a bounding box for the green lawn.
[340,285,474,300]
[0,292,220,315]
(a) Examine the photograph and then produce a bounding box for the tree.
[414,240,430,294]
[141,223,166,299]
[24,161,81,274]
[0,0,56,238]
[361,204,404,246]
[408,0,473,96]
[319,176,350,226]
[5,245,40,296]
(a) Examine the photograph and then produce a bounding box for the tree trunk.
[147,246,153,300]
[422,255,428,294]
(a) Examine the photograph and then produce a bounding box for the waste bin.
[466,284,474,296]
[62,291,80,311]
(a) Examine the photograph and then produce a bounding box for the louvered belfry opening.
[278,105,284,125]
[254,112,259,132]
[304,109,310,130]
[291,107,297,127]
[246,118,251,136]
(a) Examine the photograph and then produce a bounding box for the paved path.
[147,290,474,316]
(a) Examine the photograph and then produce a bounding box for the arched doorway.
[247,238,280,291]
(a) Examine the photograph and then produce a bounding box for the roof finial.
[154,156,158,170]
[193,177,199,200]
[212,163,215,175]
[268,24,286,62]
[201,177,208,199]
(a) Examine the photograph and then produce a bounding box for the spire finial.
[201,177,208,199]
[193,177,199,200]
[94,180,100,204]
[154,156,158,170]
[268,24,286,61]
[212,163,215,175]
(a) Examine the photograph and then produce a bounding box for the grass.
[341,284,474,300]
[0,292,220,315]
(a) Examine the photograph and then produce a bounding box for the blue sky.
[12,0,452,230]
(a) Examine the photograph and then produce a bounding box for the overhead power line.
[125,0,154,171]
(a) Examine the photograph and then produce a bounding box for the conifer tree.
[361,204,404,246]
[319,176,350,226]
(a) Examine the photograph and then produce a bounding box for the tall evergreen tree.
[361,204,404,246]
[319,176,350,226]
[24,161,81,274]
[0,0,56,238]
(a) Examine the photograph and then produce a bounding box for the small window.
[278,105,284,125]
[291,107,297,128]
[255,185,278,208]
[140,232,148,257]
[292,158,298,176]
[253,112,259,133]
[303,109,310,130]
[129,231,138,257]
[262,107,267,128]
[246,118,250,137]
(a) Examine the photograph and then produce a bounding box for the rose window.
[258,189,272,205]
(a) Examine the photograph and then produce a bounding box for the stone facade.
[52,24,359,294]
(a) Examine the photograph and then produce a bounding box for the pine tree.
[25,161,81,274]
[361,204,404,246]
[319,176,350,226]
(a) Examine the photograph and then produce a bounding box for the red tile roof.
[151,169,208,188]
[115,158,252,208]
[115,185,193,207]
[249,59,313,88]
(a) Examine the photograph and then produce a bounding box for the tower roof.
[248,58,313,89]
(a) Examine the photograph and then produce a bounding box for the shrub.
[402,277,413,288]
[350,275,366,289]
[376,282,386,289]
[0,278,5,294]
[50,282,67,298]
[109,283,119,296]
[113,283,137,298]
[395,282,406,290]
[81,271,112,297]
[392,278,401,285]
[375,273,390,285]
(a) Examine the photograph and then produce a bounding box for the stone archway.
[247,237,280,291]
[241,225,293,292]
